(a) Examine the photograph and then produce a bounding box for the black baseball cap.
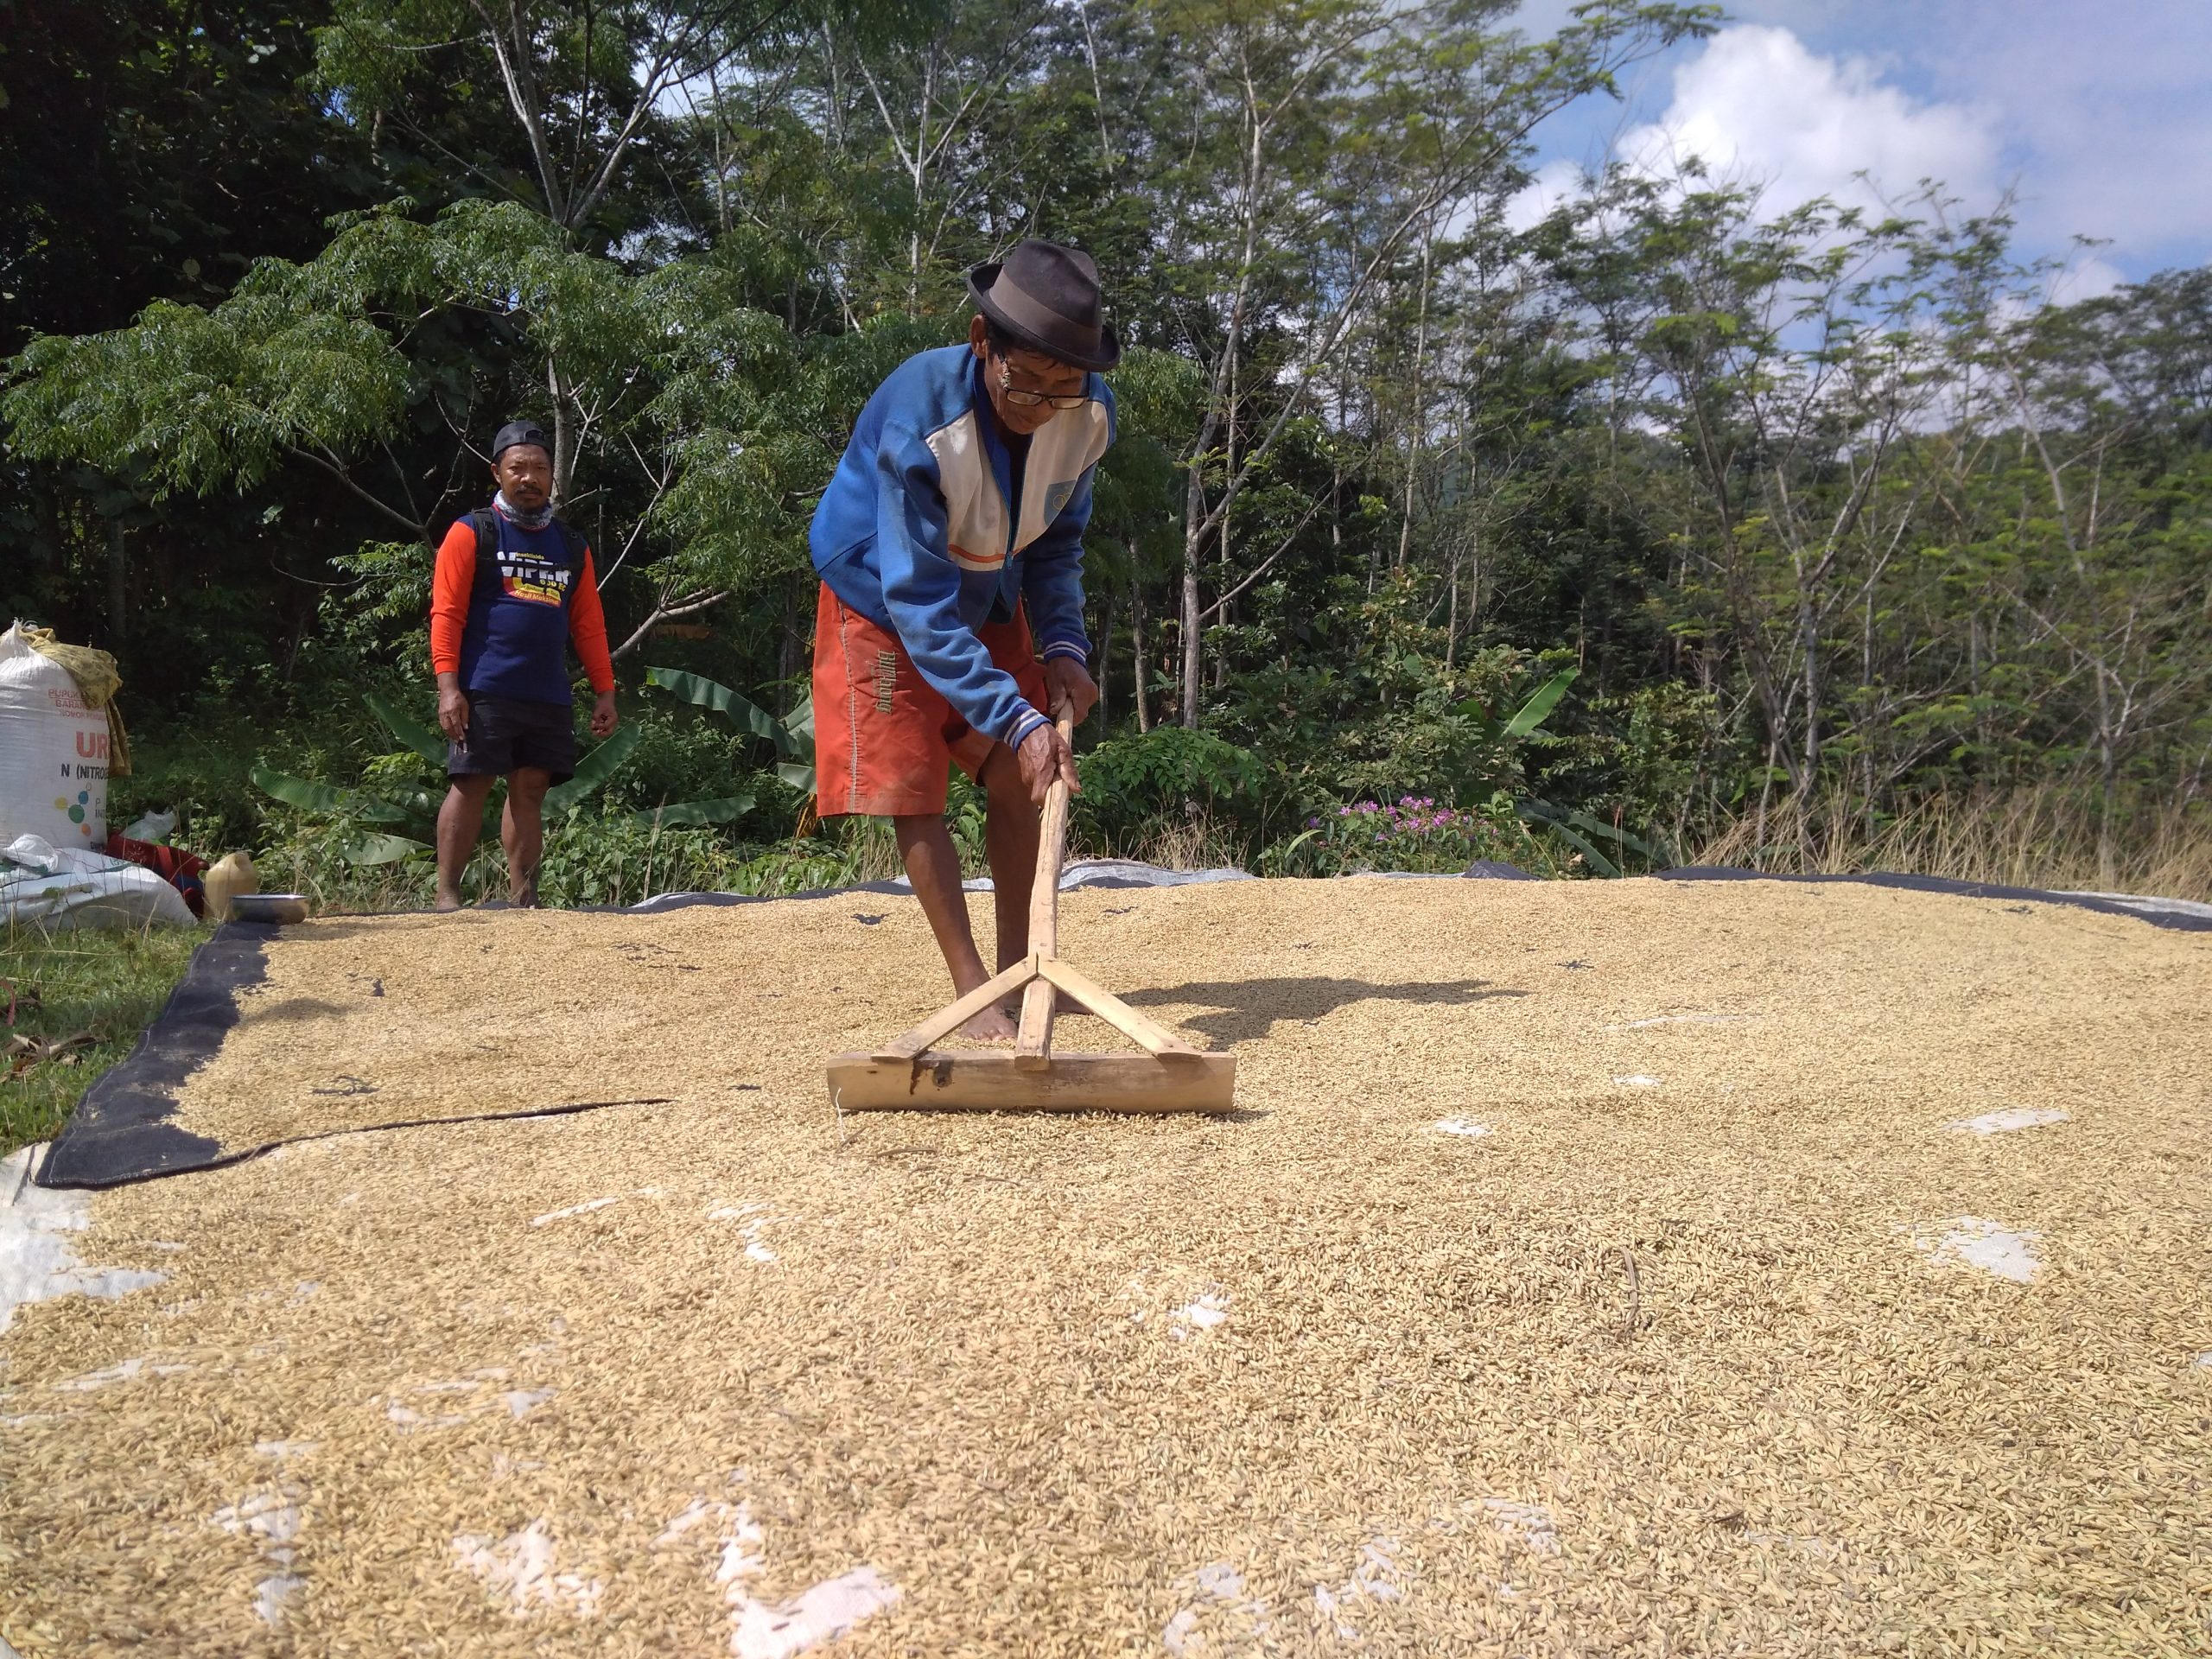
[492,420,552,462]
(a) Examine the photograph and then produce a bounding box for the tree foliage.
[2,0,2207,887]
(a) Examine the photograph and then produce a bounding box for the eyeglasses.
[996,358,1089,410]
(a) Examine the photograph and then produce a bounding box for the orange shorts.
[811,582,1046,817]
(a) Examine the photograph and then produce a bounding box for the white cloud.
[1617,26,1999,222]
[1513,1,2212,276]
[2047,253,2126,306]
[1503,158,1583,233]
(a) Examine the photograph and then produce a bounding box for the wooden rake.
[826,703,1237,1114]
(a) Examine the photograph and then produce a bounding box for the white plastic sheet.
[2,832,194,931]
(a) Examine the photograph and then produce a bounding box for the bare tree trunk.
[706,59,732,236]
[1395,215,1434,571]
[1179,454,1205,728]
[1445,549,1459,669]
[1094,594,1114,734]
[2095,671,2118,887]
[547,355,575,502]
[1753,726,1781,873]
[1129,569,1150,734]
[1200,313,1241,717]
[1799,587,1822,780]
[1179,552,1202,728]
[107,519,128,648]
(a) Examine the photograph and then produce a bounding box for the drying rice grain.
[3,876,2208,1656]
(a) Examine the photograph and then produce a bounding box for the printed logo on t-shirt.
[499,556,572,607]
[1042,480,1075,523]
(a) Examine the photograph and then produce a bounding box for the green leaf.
[1562,809,1658,861]
[251,765,348,814]
[1268,826,1323,873]
[645,665,801,754]
[631,792,756,829]
[363,692,447,766]
[1523,795,1662,864]
[784,693,814,745]
[341,832,430,866]
[386,788,442,821]
[543,723,641,812]
[1519,802,1621,878]
[1549,823,1621,878]
[1501,669,1578,741]
[775,759,817,795]
[251,765,410,823]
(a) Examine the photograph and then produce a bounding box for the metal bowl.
[227,893,309,925]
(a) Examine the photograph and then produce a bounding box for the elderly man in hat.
[810,239,1118,1039]
[428,419,618,911]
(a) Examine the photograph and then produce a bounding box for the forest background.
[3,0,2209,909]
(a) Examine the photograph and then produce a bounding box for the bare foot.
[434,891,465,913]
[957,1004,1020,1043]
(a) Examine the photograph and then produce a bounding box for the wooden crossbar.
[831,699,1235,1113]
[873,957,1035,1062]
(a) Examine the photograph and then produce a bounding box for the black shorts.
[448,695,577,784]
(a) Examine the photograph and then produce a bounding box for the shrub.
[1266,793,1573,878]
[1073,726,1275,856]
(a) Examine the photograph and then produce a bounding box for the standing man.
[810,240,1117,1039]
[429,420,618,911]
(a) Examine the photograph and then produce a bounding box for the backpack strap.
[556,519,588,575]
[468,508,501,587]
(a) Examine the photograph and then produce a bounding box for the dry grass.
[1122,808,1249,874]
[3,878,2209,1656]
[1688,785,2212,900]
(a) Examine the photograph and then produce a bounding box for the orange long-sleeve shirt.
[428,515,615,696]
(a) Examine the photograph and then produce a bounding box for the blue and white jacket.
[810,344,1114,751]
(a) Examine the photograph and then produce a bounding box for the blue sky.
[1510,0,2212,293]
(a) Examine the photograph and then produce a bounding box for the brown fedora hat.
[966,238,1121,372]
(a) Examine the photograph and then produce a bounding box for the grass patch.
[2,919,205,1157]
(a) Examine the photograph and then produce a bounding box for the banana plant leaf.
[363,693,448,766]
[632,791,756,829]
[1536,817,1622,878]
[544,723,642,813]
[1521,797,1660,861]
[777,696,816,794]
[1517,798,1644,878]
[251,766,411,824]
[645,666,803,754]
[1501,668,1578,740]
[341,832,431,866]
[385,788,442,823]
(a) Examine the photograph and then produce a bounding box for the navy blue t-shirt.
[459,513,583,706]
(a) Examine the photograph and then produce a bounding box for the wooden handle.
[1027,702,1077,958]
[1015,702,1077,1067]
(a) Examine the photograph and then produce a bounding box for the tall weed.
[1687,787,2212,899]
